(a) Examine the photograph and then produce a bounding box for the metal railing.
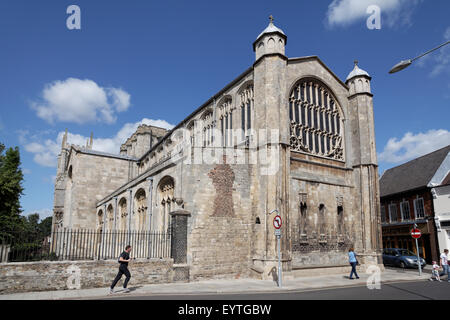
[0,229,171,263]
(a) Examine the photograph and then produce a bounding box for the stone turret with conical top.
[253,15,287,61]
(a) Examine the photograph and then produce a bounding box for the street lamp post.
[389,40,450,74]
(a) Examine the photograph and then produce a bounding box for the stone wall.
[0,258,174,294]
[64,152,132,229]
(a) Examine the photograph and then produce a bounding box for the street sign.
[411,228,421,239]
[275,229,281,237]
[273,215,282,229]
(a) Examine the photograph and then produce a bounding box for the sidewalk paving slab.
[0,267,434,300]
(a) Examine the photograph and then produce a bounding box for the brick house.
[380,145,450,263]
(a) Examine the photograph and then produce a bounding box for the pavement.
[0,266,438,300]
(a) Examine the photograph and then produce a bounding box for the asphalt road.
[98,280,450,300]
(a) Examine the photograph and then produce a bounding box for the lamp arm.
[411,41,450,62]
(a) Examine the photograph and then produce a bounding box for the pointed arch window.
[239,85,254,142]
[289,79,344,160]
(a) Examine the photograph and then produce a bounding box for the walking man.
[439,249,449,282]
[110,245,132,294]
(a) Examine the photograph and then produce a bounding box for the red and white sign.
[411,228,421,239]
[273,215,282,229]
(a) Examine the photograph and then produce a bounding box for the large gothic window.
[289,79,344,160]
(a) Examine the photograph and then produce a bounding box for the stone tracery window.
[134,188,147,230]
[158,176,175,232]
[289,79,344,160]
[219,98,234,147]
[239,85,253,142]
[118,197,128,230]
[107,204,114,230]
[202,109,214,147]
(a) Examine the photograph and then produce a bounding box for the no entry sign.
[411,228,421,239]
[273,215,282,229]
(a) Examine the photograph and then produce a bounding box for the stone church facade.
[52,19,383,280]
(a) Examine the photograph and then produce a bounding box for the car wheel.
[399,261,406,269]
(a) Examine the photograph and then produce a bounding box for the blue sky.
[0,0,449,220]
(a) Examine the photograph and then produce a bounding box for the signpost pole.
[414,223,422,276]
[277,233,282,288]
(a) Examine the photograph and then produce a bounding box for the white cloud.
[326,0,421,28]
[30,78,131,125]
[22,168,32,175]
[378,129,450,164]
[20,118,175,167]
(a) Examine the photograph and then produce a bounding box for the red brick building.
[380,145,450,263]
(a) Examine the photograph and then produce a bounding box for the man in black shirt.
[110,245,132,294]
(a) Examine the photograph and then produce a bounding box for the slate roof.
[380,145,450,197]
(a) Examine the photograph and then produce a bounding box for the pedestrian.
[439,249,449,282]
[429,261,442,282]
[110,245,132,294]
[348,248,359,280]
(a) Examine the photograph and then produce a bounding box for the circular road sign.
[273,215,282,229]
[411,228,421,239]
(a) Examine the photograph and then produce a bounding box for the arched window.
[158,176,175,232]
[201,109,214,147]
[239,84,253,142]
[118,197,127,230]
[97,210,104,231]
[218,98,233,147]
[289,78,344,160]
[107,204,114,230]
[134,188,147,230]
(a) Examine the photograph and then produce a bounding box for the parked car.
[382,248,426,269]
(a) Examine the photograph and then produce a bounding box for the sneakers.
[109,288,114,294]
[123,288,130,293]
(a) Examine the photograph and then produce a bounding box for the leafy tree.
[38,216,53,237]
[0,143,24,236]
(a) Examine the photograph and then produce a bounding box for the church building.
[52,18,383,280]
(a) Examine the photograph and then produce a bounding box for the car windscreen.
[397,249,416,256]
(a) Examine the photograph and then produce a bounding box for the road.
[97,280,450,300]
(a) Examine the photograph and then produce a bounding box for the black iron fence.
[0,229,171,263]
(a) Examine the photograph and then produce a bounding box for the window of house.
[380,205,386,223]
[400,200,411,221]
[414,198,425,219]
[388,203,398,222]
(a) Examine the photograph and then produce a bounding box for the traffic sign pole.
[415,237,422,276]
[277,233,282,288]
[272,214,282,288]
[413,224,422,276]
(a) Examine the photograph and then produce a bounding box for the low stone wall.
[0,258,175,294]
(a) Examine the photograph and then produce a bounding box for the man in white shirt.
[439,249,449,282]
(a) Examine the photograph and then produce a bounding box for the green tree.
[0,143,24,236]
[38,216,53,237]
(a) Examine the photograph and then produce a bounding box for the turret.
[253,15,287,61]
